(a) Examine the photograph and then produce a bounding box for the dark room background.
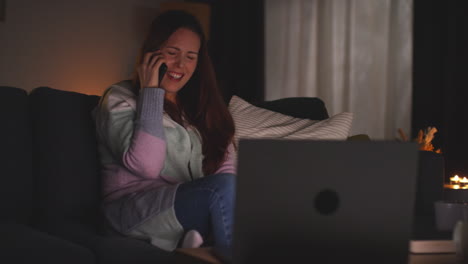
[2,0,466,180]
[202,0,468,181]
[412,0,468,180]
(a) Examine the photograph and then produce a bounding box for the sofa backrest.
[0,86,33,224]
[29,87,101,229]
[252,97,329,121]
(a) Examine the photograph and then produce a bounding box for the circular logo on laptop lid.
[314,189,340,215]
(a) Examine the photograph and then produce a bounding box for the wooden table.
[409,254,458,264]
[176,247,222,264]
[176,248,459,264]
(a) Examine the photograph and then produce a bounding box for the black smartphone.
[159,63,167,85]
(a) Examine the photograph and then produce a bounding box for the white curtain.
[265,0,413,140]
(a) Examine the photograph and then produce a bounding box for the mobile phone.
[159,63,167,85]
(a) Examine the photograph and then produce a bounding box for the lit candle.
[460,177,468,187]
[450,175,461,185]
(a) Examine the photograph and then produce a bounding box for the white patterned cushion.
[228,96,353,143]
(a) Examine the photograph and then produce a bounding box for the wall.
[207,0,264,102]
[412,0,468,179]
[0,0,169,95]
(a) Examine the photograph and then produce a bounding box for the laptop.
[214,139,419,264]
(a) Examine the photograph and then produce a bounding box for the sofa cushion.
[29,87,178,264]
[0,222,95,264]
[0,86,33,224]
[228,96,353,143]
[29,87,101,226]
[38,220,176,264]
[252,96,329,120]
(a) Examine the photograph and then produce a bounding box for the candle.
[460,177,468,187]
[451,175,461,185]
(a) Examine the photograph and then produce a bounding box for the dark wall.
[412,0,468,180]
[189,0,265,103]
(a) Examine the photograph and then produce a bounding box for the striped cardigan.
[94,80,236,250]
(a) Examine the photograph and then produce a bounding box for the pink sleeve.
[214,143,237,175]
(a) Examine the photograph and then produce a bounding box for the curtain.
[265,0,413,139]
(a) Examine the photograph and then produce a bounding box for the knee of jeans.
[213,173,236,196]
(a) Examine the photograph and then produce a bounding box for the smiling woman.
[149,27,200,103]
[93,10,237,252]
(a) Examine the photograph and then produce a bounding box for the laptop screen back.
[232,139,419,264]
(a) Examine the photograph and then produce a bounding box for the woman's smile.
[166,71,184,81]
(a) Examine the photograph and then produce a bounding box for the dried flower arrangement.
[398,126,442,153]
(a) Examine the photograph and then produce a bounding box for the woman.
[94,10,236,251]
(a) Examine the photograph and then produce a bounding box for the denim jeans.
[174,173,236,248]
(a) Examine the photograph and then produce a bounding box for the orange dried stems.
[416,126,442,153]
[398,128,408,142]
[397,127,442,153]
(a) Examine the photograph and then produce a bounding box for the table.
[409,254,458,264]
[176,248,222,264]
[176,248,459,264]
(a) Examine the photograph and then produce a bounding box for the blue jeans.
[174,173,235,248]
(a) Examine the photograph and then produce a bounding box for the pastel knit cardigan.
[94,80,236,250]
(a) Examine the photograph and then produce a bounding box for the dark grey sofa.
[1,85,444,263]
[0,87,94,264]
[1,85,330,264]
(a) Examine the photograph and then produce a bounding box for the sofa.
[1,85,444,263]
[1,87,95,264]
[1,85,335,264]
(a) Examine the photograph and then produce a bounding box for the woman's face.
[160,27,201,102]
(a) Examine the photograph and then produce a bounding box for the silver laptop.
[218,139,419,264]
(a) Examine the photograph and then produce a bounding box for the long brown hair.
[133,10,235,175]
